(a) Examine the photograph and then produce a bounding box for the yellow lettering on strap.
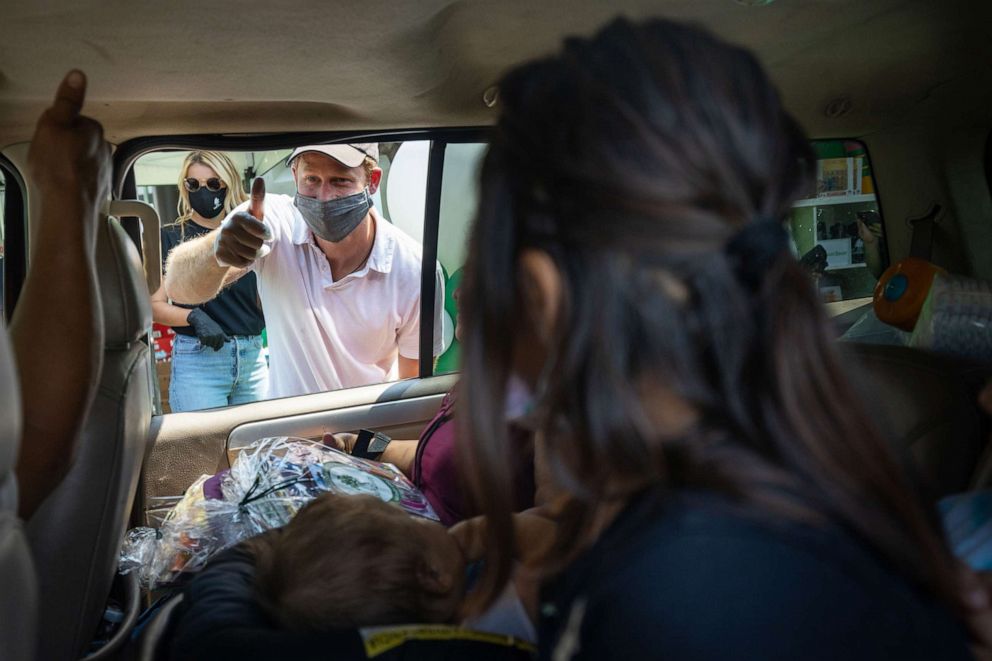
[357,625,536,658]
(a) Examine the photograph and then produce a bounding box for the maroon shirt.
[411,391,535,526]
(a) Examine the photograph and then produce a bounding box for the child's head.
[251,493,465,631]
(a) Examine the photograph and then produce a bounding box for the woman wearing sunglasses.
[151,150,268,412]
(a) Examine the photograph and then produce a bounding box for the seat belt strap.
[907,203,941,261]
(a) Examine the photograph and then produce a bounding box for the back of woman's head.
[460,17,961,613]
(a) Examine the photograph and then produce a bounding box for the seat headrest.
[99,218,152,347]
[841,342,991,498]
[0,324,22,512]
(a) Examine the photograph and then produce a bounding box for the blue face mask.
[293,188,373,242]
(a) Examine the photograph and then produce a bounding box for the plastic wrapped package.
[120,436,438,589]
[910,275,992,364]
[839,306,910,346]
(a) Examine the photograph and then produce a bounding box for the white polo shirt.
[237,194,443,399]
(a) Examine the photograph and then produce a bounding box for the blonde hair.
[174,150,247,234]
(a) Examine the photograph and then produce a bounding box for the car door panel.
[140,373,457,526]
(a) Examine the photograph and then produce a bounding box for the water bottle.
[910,274,992,363]
[875,258,992,362]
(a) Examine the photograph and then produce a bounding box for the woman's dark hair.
[458,17,963,613]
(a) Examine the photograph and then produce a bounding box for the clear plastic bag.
[839,306,911,346]
[119,436,437,589]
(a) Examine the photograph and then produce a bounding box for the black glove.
[186,308,228,351]
[799,244,828,277]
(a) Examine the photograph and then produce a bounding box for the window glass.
[434,143,488,375]
[0,169,5,314]
[133,143,434,413]
[434,140,884,372]
[787,140,887,308]
[132,137,879,409]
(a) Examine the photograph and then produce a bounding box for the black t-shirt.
[161,221,265,337]
[538,490,973,661]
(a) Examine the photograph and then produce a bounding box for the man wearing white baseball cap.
[164,143,444,399]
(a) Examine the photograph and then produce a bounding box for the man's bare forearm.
[164,229,232,304]
[11,200,103,518]
[865,241,884,281]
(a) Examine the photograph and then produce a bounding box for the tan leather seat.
[841,342,991,499]
[28,216,153,660]
[0,322,37,661]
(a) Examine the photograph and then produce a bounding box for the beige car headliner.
[0,0,990,148]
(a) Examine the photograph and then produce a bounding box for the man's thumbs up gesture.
[214,177,271,268]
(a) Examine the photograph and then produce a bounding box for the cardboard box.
[152,323,176,360]
[156,359,172,414]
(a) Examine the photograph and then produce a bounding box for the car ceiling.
[0,0,990,148]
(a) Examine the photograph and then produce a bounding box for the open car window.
[787,139,887,309]
[434,142,487,375]
[131,136,887,415]
[0,168,5,315]
[132,141,451,414]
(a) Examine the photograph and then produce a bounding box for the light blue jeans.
[168,334,269,412]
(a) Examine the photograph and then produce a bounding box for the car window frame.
[806,138,891,288]
[113,127,490,411]
[116,132,887,411]
[0,154,27,323]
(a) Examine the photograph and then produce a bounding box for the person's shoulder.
[263,192,295,209]
[160,221,187,256]
[561,493,970,660]
[161,221,183,240]
[612,498,852,589]
[379,217,424,261]
[251,193,296,240]
[376,218,427,291]
[259,193,296,221]
[600,495,900,602]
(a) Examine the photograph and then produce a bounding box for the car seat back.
[28,214,153,659]
[841,342,991,499]
[0,320,37,661]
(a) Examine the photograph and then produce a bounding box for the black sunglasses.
[184,177,226,193]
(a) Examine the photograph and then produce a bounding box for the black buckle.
[351,429,391,461]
